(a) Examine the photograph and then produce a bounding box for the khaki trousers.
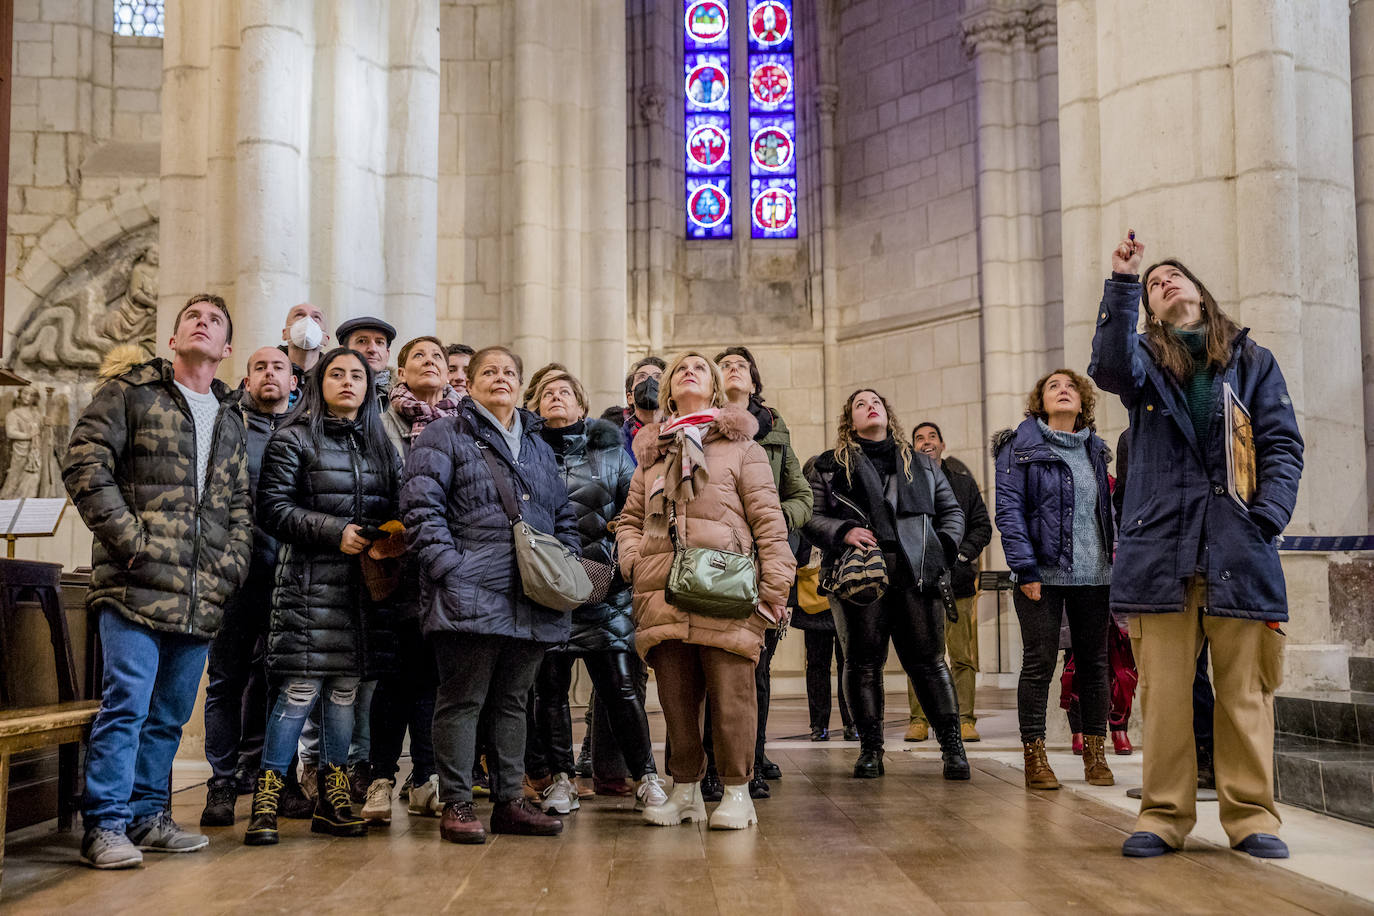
[910,594,978,724]
[1131,577,1285,847]
[648,641,758,786]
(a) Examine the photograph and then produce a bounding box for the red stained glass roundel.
[687,124,730,169]
[749,61,791,109]
[686,63,730,109]
[751,126,793,172]
[688,185,731,229]
[753,187,795,232]
[749,1,791,47]
[685,1,728,44]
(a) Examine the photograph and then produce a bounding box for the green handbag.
[664,501,759,619]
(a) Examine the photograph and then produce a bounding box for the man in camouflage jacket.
[62,294,252,869]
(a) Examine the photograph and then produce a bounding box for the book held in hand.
[1223,383,1255,510]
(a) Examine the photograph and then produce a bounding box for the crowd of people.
[60,232,1302,870]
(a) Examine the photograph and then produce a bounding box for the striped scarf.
[390,382,462,438]
[648,409,719,520]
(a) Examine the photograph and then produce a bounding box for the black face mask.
[632,377,660,411]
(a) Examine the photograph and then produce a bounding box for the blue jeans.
[297,679,375,766]
[261,676,360,774]
[83,610,210,831]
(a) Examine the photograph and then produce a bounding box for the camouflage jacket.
[62,357,253,639]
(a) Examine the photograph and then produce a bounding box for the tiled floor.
[5,688,1374,914]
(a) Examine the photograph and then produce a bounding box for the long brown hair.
[835,388,914,481]
[1026,368,1097,432]
[1141,259,1241,382]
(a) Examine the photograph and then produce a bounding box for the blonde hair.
[834,388,914,481]
[660,350,727,415]
[530,366,589,419]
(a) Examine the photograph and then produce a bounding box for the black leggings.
[530,651,656,780]
[803,629,851,731]
[1013,584,1110,742]
[834,573,957,749]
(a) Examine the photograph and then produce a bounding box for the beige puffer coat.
[617,405,796,663]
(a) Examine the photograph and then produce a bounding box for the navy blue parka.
[1088,274,1303,622]
[401,398,580,644]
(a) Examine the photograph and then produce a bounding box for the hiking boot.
[700,765,725,802]
[961,721,981,742]
[1023,739,1060,790]
[439,801,486,844]
[347,760,371,804]
[634,773,668,811]
[1082,735,1115,786]
[201,782,238,827]
[934,716,971,781]
[244,770,285,846]
[904,720,929,742]
[362,777,394,825]
[128,811,209,853]
[540,772,580,816]
[311,764,368,837]
[490,797,563,836]
[407,774,444,817]
[80,826,142,869]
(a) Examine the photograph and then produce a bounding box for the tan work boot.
[960,721,980,742]
[1022,739,1060,790]
[1081,735,1115,786]
[904,720,929,742]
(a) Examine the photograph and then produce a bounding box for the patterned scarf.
[390,382,462,438]
[648,409,719,519]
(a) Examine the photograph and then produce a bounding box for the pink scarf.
[390,382,461,438]
[648,408,719,520]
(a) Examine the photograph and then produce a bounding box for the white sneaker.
[362,777,393,825]
[643,780,707,826]
[634,773,669,811]
[541,772,580,816]
[709,784,758,830]
[406,774,443,818]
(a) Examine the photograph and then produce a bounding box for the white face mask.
[288,315,324,350]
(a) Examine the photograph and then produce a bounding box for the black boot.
[311,764,368,837]
[853,722,885,778]
[244,770,284,846]
[700,765,725,802]
[934,716,971,781]
[278,762,314,819]
[748,766,771,799]
[201,781,238,827]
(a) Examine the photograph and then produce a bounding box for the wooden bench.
[0,701,100,889]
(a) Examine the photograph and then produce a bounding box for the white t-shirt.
[175,380,221,493]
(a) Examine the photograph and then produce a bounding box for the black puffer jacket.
[805,446,964,592]
[63,357,252,639]
[257,417,400,678]
[540,419,637,654]
[232,390,291,576]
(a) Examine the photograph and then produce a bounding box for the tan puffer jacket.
[617,405,796,663]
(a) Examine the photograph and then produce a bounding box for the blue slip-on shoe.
[1122,832,1174,857]
[1233,833,1289,859]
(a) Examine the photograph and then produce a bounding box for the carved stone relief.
[2,223,159,495]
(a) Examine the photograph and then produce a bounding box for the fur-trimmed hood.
[585,417,624,453]
[98,344,155,382]
[631,404,759,467]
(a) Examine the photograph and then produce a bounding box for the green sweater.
[1173,326,1215,445]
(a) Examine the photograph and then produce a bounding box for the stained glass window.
[114,1,164,37]
[684,0,733,238]
[746,0,796,238]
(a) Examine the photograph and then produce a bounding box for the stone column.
[159,0,439,365]
[1057,0,1365,687]
[962,0,1061,450]
[1355,0,1374,531]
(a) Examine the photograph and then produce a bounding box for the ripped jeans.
[260,676,360,774]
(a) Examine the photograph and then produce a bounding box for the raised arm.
[1088,233,1149,404]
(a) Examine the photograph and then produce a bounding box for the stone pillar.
[962,0,1061,452]
[159,0,439,366]
[1355,0,1374,532]
[1057,0,1365,687]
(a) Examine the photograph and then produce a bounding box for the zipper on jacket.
[348,431,365,524]
[917,515,929,589]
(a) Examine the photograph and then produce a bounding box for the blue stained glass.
[747,116,795,177]
[747,54,794,113]
[746,0,793,53]
[686,114,732,175]
[684,0,730,50]
[685,53,730,112]
[114,1,164,37]
[750,177,797,238]
[687,179,732,239]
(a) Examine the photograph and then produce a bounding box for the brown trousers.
[1131,577,1285,847]
[648,640,758,786]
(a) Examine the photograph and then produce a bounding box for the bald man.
[200,347,297,827]
[281,303,329,375]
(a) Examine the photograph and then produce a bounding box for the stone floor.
[4,688,1374,914]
